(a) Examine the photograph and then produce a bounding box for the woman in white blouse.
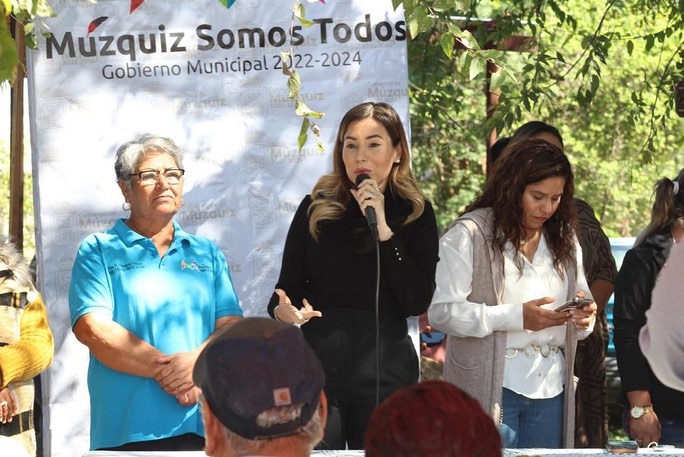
[428,138,597,448]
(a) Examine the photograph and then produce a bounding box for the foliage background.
[406,0,683,236]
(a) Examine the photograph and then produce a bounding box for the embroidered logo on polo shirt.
[181,260,199,271]
[181,260,211,272]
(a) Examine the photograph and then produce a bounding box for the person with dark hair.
[267,102,439,449]
[364,380,502,457]
[486,136,511,174]
[509,121,565,149]
[69,134,243,451]
[429,138,597,448]
[0,239,54,456]
[506,121,617,447]
[614,168,684,447]
[193,317,327,457]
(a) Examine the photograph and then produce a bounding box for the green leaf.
[407,6,432,38]
[459,51,472,73]
[645,35,655,51]
[479,50,502,60]
[626,40,634,55]
[295,99,324,119]
[408,14,419,39]
[297,16,314,28]
[297,117,310,152]
[294,2,305,19]
[490,68,505,91]
[280,51,293,76]
[0,21,18,83]
[439,32,455,59]
[32,0,56,17]
[591,74,600,94]
[469,56,484,81]
[287,72,301,99]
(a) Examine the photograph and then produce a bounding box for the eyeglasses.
[130,168,185,185]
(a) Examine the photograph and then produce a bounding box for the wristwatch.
[630,405,654,419]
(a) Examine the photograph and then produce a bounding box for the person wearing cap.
[193,317,327,457]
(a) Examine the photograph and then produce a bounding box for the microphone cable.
[373,235,380,407]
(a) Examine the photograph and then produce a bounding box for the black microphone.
[355,173,379,242]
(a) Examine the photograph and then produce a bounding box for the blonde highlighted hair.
[308,102,425,239]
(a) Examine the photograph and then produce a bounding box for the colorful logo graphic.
[181,260,200,271]
[87,0,240,35]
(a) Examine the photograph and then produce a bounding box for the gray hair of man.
[219,403,325,456]
[114,134,184,187]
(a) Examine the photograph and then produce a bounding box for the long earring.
[122,202,131,211]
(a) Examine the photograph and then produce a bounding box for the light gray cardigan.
[443,208,579,448]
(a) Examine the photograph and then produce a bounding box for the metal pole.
[9,17,25,251]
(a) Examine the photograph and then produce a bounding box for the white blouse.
[429,223,594,399]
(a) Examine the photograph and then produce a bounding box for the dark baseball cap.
[193,317,325,440]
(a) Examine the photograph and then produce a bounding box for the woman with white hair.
[69,134,243,451]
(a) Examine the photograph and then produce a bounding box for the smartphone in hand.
[554,296,593,312]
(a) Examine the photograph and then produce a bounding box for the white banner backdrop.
[26,0,409,455]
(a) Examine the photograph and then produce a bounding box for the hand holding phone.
[554,296,593,312]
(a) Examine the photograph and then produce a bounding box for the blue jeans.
[500,387,564,448]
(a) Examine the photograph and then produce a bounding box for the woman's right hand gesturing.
[274,288,322,325]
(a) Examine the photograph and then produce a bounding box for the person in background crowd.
[429,139,597,448]
[364,380,502,457]
[417,135,514,382]
[614,168,684,447]
[640,238,684,392]
[486,136,511,174]
[193,317,327,457]
[69,134,243,451]
[0,239,54,457]
[268,102,439,449]
[506,121,617,447]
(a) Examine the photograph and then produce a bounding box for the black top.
[267,189,439,393]
[613,227,684,419]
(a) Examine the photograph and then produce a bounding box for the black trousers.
[318,386,385,450]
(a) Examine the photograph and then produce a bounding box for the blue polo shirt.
[69,219,242,449]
